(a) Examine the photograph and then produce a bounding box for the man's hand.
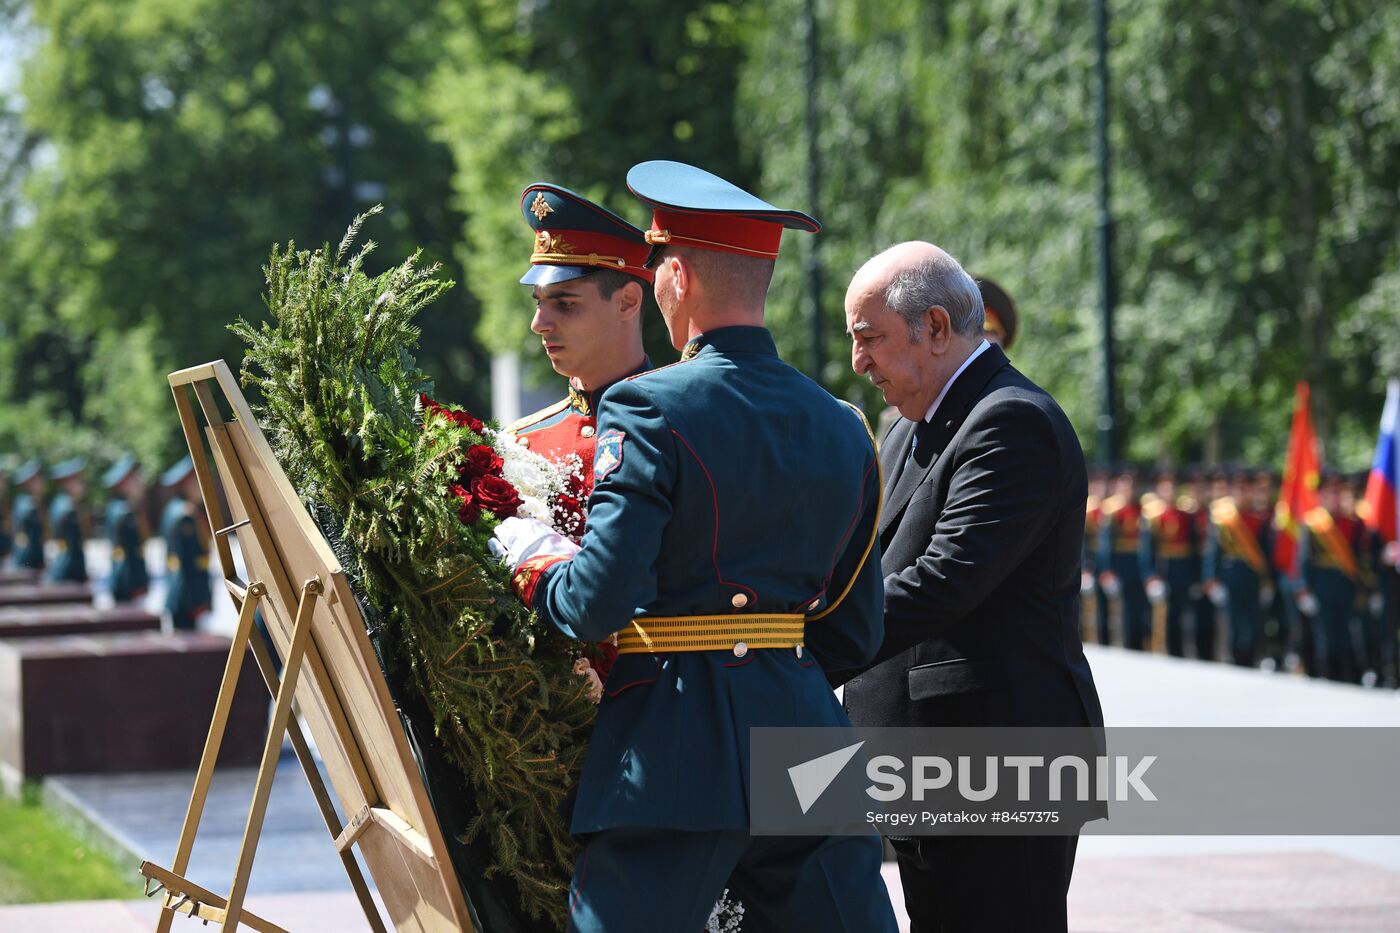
[492,516,580,571]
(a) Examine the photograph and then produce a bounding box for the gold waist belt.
[615,613,806,654]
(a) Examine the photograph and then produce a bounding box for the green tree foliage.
[742,0,1399,465]
[3,0,1399,470]
[1113,0,1400,463]
[742,0,1102,440]
[2,0,484,469]
[426,0,754,367]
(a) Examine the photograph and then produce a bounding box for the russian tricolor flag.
[1362,379,1399,545]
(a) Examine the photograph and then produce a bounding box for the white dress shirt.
[922,338,990,425]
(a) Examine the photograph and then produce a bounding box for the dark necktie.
[884,418,926,497]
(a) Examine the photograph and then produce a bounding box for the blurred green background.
[1,0,1397,474]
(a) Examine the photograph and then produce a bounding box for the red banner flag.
[1274,381,1321,577]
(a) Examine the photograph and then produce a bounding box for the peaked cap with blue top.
[625,160,820,267]
[13,459,43,486]
[102,454,141,490]
[49,457,85,481]
[160,455,195,488]
[518,183,653,287]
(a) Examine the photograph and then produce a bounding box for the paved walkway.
[5,852,1400,932]
[45,754,363,897]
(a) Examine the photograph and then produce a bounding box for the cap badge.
[530,192,554,220]
[534,230,576,255]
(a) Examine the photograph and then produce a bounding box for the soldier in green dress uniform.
[104,455,151,602]
[9,460,46,571]
[1140,468,1199,656]
[496,160,896,933]
[1297,470,1366,682]
[1203,468,1274,666]
[0,461,13,564]
[1098,466,1149,649]
[46,457,89,583]
[160,456,212,631]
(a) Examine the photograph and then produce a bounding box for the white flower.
[482,427,584,535]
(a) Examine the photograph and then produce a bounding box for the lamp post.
[1094,0,1119,464]
[804,0,825,387]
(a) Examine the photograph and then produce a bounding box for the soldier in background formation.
[1097,467,1150,650]
[977,275,1017,351]
[1378,534,1400,688]
[1083,466,1110,644]
[1140,468,1197,656]
[9,460,47,571]
[1203,469,1274,666]
[0,461,13,564]
[46,457,89,583]
[1084,464,1397,687]
[1186,469,1220,660]
[1296,470,1372,683]
[160,456,212,631]
[104,455,151,603]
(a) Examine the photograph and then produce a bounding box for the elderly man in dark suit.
[833,241,1104,933]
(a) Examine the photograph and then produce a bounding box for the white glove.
[1207,581,1229,608]
[491,516,580,571]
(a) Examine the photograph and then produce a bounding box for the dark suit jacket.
[836,344,1104,734]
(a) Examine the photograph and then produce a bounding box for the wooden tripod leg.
[222,577,321,932]
[156,581,266,933]
[246,630,386,933]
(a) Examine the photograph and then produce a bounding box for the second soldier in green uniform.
[161,456,212,631]
[104,455,151,603]
[46,458,88,583]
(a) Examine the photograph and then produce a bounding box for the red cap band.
[532,229,654,283]
[644,208,784,260]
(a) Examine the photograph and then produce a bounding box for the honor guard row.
[0,454,213,630]
[1083,463,1397,686]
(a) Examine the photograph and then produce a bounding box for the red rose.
[552,493,586,537]
[462,444,504,478]
[472,474,522,518]
[566,473,589,497]
[449,409,485,433]
[447,482,471,501]
[457,496,481,526]
[552,493,582,522]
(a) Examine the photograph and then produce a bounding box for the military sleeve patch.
[594,429,626,481]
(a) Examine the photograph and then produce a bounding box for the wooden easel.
[140,361,475,932]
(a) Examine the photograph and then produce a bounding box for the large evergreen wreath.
[232,208,594,926]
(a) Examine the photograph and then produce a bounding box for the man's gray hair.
[884,251,984,341]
